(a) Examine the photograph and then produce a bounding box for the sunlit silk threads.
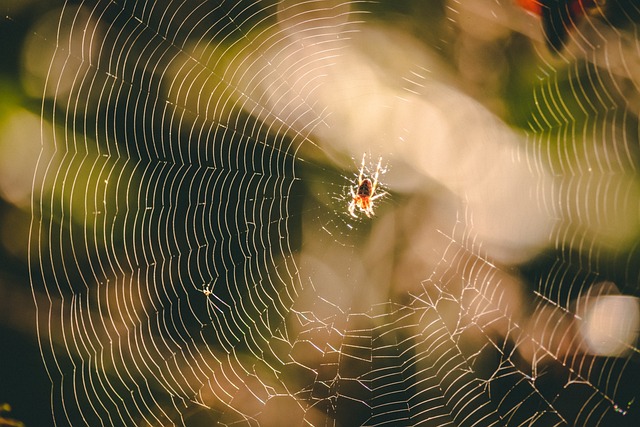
[517,0,599,51]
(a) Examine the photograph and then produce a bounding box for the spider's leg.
[350,188,358,203]
[371,156,382,194]
[358,152,366,184]
[370,191,387,201]
[348,200,357,217]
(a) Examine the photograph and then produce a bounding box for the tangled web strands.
[30,0,640,426]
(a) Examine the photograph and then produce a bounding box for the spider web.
[29,0,640,426]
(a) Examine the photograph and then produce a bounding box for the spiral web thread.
[30,1,640,426]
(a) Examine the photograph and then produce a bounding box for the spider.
[348,154,386,218]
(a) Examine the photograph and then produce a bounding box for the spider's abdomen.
[357,179,372,197]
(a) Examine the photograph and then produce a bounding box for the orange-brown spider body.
[348,154,386,218]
